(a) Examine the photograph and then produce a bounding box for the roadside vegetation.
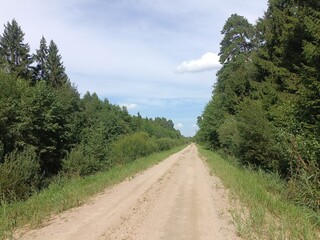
[0,18,187,238]
[199,146,319,239]
[196,0,319,214]
[0,145,186,239]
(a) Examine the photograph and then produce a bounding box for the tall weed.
[0,147,40,202]
[198,146,319,239]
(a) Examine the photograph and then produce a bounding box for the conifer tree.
[33,36,48,81]
[258,0,302,92]
[298,3,320,133]
[46,40,68,87]
[219,14,254,64]
[0,19,32,79]
[216,14,256,114]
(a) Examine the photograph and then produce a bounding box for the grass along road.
[1,145,186,239]
[199,146,319,240]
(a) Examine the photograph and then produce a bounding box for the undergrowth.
[198,146,319,240]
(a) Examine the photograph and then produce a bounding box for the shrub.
[0,147,40,202]
[217,116,241,156]
[156,138,176,151]
[62,145,102,176]
[236,100,277,170]
[111,132,158,164]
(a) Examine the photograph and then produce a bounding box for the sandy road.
[19,144,239,240]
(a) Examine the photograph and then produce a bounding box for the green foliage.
[137,116,182,139]
[111,132,158,164]
[0,146,186,239]
[198,1,320,211]
[0,19,32,79]
[219,14,255,64]
[288,164,320,212]
[0,18,184,207]
[196,95,225,149]
[111,132,183,165]
[286,135,320,211]
[199,146,319,240]
[0,147,40,202]
[62,145,100,176]
[298,6,320,135]
[33,36,48,82]
[236,99,277,169]
[46,40,68,87]
[156,138,178,151]
[0,71,77,177]
[61,92,184,177]
[17,80,74,175]
[0,71,24,160]
[217,115,240,155]
[215,54,255,114]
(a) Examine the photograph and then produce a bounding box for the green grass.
[198,146,320,240]
[0,145,187,239]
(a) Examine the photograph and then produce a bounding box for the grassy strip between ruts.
[198,145,320,240]
[0,145,187,239]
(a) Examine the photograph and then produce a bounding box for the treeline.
[0,19,184,203]
[197,0,319,211]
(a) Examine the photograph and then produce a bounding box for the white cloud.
[175,52,221,73]
[175,123,183,129]
[0,0,268,138]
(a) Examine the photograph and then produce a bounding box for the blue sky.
[0,0,268,136]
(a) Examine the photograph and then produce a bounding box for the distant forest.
[0,19,184,203]
[196,0,319,211]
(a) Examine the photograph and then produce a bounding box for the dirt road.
[19,144,239,240]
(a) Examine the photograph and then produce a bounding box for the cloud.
[120,103,138,110]
[0,0,268,138]
[175,52,221,73]
[175,123,183,129]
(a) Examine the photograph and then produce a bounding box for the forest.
[0,19,184,203]
[197,0,319,211]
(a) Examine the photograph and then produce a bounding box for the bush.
[111,132,158,164]
[0,147,40,202]
[156,138,177,151]
[236,100,278,170]
[62,145,102,176]
[62,133,184,176]
[217,116,241,156]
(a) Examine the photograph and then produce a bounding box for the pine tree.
[0,19,32,79]
[33,36,48,81]
[216,14,256,114]
[219,14,255,64]
[46,40,68,87]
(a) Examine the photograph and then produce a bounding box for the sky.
[0,0,268,136]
